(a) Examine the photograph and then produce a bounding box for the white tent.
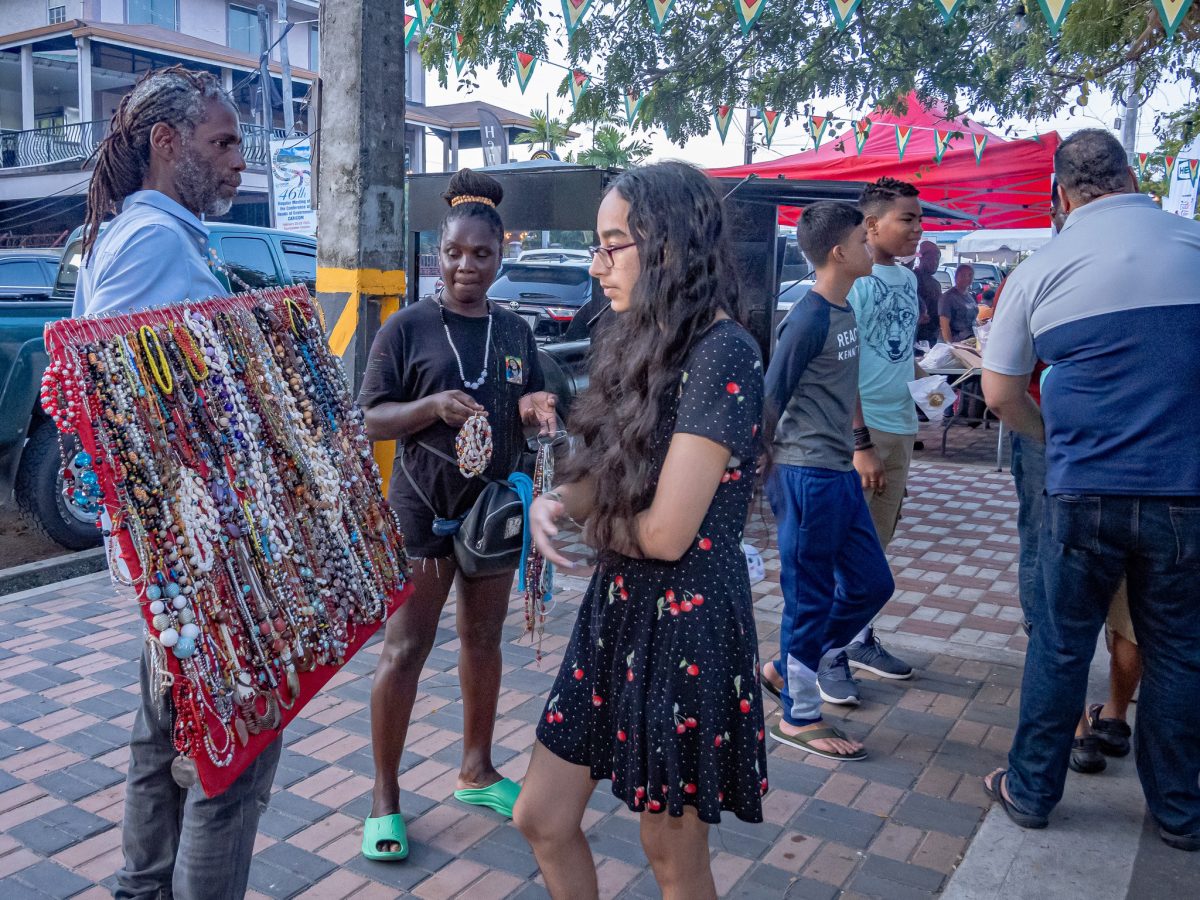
[954,228,1052,266]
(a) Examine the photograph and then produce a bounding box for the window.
[48,5,66,25]
[309,26,319,72]
[0,260,52,287]
[229,4,262,57]
[220,237,280,288]
[282,242,316,293]
[127,0,178,30]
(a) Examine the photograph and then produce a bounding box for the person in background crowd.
[516,162,768,899]
[982,129,1200,851]
[939,263,978,343]
[357,168,557,860]
[758,201,892,761]
[913,239,943,346]
[74,65,278,900]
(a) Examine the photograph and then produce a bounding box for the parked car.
[777,236,811,284]
[775,275,817,327]
[516,248,591,265]
[486,261,600,341]
[2,223,316,550]
[932,269,952,290]
[0,249,61,302]
[941,261,1003,286]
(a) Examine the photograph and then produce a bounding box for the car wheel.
[14,421,102,551]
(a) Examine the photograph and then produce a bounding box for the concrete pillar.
[450,129,459,170]
[222,68,234,93]
[315,0,405,398]
[20,45,34,131]
[76,37,93,124]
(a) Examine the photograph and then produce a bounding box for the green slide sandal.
[362,813,409,861]
[453,777,521,818]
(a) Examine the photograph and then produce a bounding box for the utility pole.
[257,6,277,228]
[1120,65,1140,166]
[316,0,406,395]
[743,107,757,165]
[277,0,295,134]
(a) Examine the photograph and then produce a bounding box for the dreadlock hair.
[858,176,920,218]
[83,65,232,260]
[558,161,746,560]
[440,168,505,245]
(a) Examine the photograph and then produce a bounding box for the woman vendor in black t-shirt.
[356,169,557,860]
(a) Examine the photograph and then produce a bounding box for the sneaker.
[817,652,861,706]
[845,630,914,680]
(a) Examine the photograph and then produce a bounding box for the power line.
[0,175,91,218]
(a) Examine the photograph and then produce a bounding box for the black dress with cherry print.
[537,320,768,824]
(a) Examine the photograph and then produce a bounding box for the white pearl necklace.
[437,295,492,390]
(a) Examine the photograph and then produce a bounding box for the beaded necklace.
[436,292,493,390]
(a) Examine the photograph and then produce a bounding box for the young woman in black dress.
[514,162,767,898]
[357,169,557,859]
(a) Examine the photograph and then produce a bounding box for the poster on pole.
[270,138,318,235]
[1162,136,1199,220]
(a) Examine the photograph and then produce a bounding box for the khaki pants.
[1106,579,1137,647]
[865,430,916,548]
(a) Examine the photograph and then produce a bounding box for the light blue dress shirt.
[73,190,227,317]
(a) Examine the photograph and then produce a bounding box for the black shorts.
[391,500,456,560]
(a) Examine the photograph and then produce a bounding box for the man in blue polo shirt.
[981,129,1200,850]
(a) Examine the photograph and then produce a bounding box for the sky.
[419,10,1193,172]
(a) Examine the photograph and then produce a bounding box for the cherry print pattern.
[536,321,767,824]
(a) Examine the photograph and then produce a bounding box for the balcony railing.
[0,121,288,172]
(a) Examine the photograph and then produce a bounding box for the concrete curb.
[0,547,107,598]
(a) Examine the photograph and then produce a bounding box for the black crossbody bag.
[399,442,525,577]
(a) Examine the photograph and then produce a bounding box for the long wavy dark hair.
[560,161,745,557]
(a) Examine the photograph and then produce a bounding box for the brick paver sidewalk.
[0,453,1028,899]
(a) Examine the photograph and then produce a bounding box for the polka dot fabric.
[537,320,769,824]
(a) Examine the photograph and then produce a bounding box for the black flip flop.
[1087,704,1132,757]
[760,666,783,707]
[982,769,1048,829]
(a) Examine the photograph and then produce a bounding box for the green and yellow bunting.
[714,105,734,143]
[416,0,440,28]
[1153,0,1194,40]
[569,69,591,106]
[827,0,862,30]
[972,133,988,165]
[513,51,537,92]
[735,0,766,34]
[807,115,829,150]
[853,117,872,153]
[562,0,593,36]
[1187,158,1200,186]
[895,124,913,161]
[762,109,781,147]
[935,0,965,23]
[404,14,419,48]
[1035,0,1074,36]
[934,129,952,163]
[453,33,467,76]
[1165,155,1178,182]
[646,0,676,33]
[624,91,644,126]
[1136,152,1149,179]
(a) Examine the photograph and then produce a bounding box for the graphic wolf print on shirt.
[857,274,918,363]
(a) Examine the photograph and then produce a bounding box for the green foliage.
[513,109,572,149]
[419,0,1199,146]
[577,125,653,166]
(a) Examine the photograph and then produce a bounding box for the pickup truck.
[0,223,317,550]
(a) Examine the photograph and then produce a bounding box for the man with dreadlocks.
[73,66,278,900]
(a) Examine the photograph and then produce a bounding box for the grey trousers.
[115,646,282,900]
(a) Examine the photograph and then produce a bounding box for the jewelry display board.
[43,286,410,797]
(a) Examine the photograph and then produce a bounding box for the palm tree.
[576,125,653,168]
[515,110,571,153]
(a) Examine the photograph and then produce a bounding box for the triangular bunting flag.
[853,118,872,154]
[972,133,988,165]
[1135,152,1149,179]
[1035,0,1075,36]
[1187,158,1200,186]
[935,0,965,23]
[714,105,734,143]
[562,0,593,37]
[807,115,829,150]
[404,14,419,48]
[416,0,440,28]
[735,0,766,34]
[1165,155,1178,182]
[647,0,676,33]
[513,51,537,93]
[762,109,781,147]
[934,129,952,163]
[453,33,467,76]
[1153,0,1194,40]
[624,91,644,127]
[827,0,862,30]
[895,125,913,161]
[569,69,591,106]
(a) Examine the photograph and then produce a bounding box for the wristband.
[853,426,873,452]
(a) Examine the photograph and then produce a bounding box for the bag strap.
[398,447,442,517]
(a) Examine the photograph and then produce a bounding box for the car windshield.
[488,265,592,305]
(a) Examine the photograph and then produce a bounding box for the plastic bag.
[908,375,956,421]
[743,542,765,586]
[920,342,959,369]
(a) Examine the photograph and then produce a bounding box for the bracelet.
[853,426,872,452]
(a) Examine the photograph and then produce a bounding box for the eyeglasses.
[587,241,638,268]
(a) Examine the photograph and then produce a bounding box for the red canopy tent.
[709,95,1059,230]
